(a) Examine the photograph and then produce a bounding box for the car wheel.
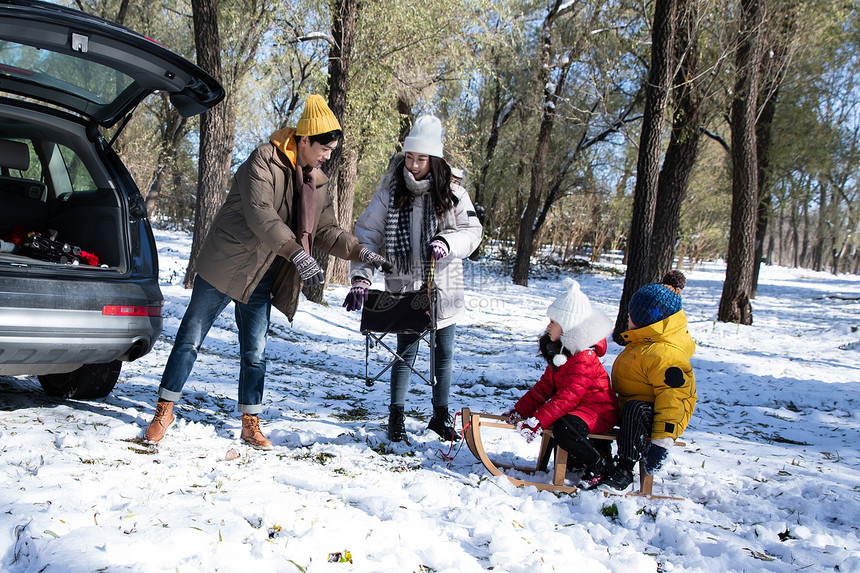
[38,360,122,399]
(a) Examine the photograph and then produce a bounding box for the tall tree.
[183,0,273,287]
[512,0,580,286]
[184,0,229,288]
[649,0,704,278]
[144,93,189,218]
[613,0,678,342]
[300,0,359,302]
[325,0,359,286]
[752,0,807,295]
[718,0,765,323]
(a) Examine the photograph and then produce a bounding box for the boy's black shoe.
[388,405,409,443]
[598,459,635,494]
[427,406,460,441]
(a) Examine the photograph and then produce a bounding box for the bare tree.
[752,1,802,296]
[301,0,359,302]
[613,0,678,342]
[512,0,580,286]
[650,0,705,279]
[718,0,765,324]
[326,0,359,286]
[184,0,229,288]
[144,93,188,218]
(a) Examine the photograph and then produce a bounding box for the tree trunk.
[813,184,827,271]
[650,0,701,279]
[327,0,358,287]
[718,0,764,324]
[751,90,776,297]
[184,0,229,288]
[471,75,516,261]
[799,198,810,267]
[512,3,577,286]
[512,121,551,286]
[613,0,677,342]
[303,0,358,301]
[145,93,187,218]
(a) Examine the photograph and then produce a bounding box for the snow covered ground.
[1,228,859,573]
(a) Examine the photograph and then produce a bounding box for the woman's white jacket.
[350,166,483,330]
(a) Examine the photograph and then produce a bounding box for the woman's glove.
[643,437,674,474]
[502,407,523,426]
[517,417,542,443]
[359,247,394,273]
[342,278,371,312]
[290,250,325,286]
[428,239,449,261]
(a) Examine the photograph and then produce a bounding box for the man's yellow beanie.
[296,95,342,136]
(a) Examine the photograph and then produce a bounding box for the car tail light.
[102,305,162,317]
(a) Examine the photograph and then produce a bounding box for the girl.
[504,278,618,484]
[344,115,483,442]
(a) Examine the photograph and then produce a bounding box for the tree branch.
[700,126,730,153]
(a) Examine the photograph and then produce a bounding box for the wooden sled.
[461,407,683,499]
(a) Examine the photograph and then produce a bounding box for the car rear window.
[0,39,135,106]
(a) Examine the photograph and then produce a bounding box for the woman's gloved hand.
[342,277,371,312]
[428,239,449,261]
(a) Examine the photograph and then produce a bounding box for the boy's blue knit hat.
[628,271,686,328]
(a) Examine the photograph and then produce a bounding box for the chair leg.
[365,334,371,387]
[536,433,554,473]
[552,445,568,486]
[639,461,653,495]
[428,329,436,386]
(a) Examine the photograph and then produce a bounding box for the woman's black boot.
[388,405,409,443]
[427,406,460,441]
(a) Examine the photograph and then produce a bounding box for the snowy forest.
[70,0,859,323]
[3,2,860,571]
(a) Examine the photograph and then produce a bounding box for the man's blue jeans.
[157,269,274,414]
[390,324,455,409]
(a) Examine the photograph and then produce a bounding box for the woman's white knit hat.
[403,115,444,158]
[547,278,593,333]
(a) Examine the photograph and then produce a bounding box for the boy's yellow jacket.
[612,310,697,440]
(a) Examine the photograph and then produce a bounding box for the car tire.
[38,360,122,399]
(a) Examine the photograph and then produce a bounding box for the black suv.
[0,0,223,398]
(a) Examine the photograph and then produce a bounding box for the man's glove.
[502,407,523,426]
[290,250,325,286]
[342,278,371,312]
[517,417,542,443]
[643,437,674,474]
[429,239,449,261]
[359,247,394,273]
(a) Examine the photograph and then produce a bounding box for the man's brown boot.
[144,400,175,443]
[241,413,273,450]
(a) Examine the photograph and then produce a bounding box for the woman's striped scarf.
[385,166,437,279]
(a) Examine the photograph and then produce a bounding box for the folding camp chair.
[359,288,437,388]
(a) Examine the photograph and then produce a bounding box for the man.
[143,95,390,449]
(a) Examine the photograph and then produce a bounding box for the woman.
[344,115,482,442]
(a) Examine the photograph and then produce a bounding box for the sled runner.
[461,408,683,499]
[360,288,437,388]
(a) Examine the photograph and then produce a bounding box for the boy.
[597,270,697,493]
